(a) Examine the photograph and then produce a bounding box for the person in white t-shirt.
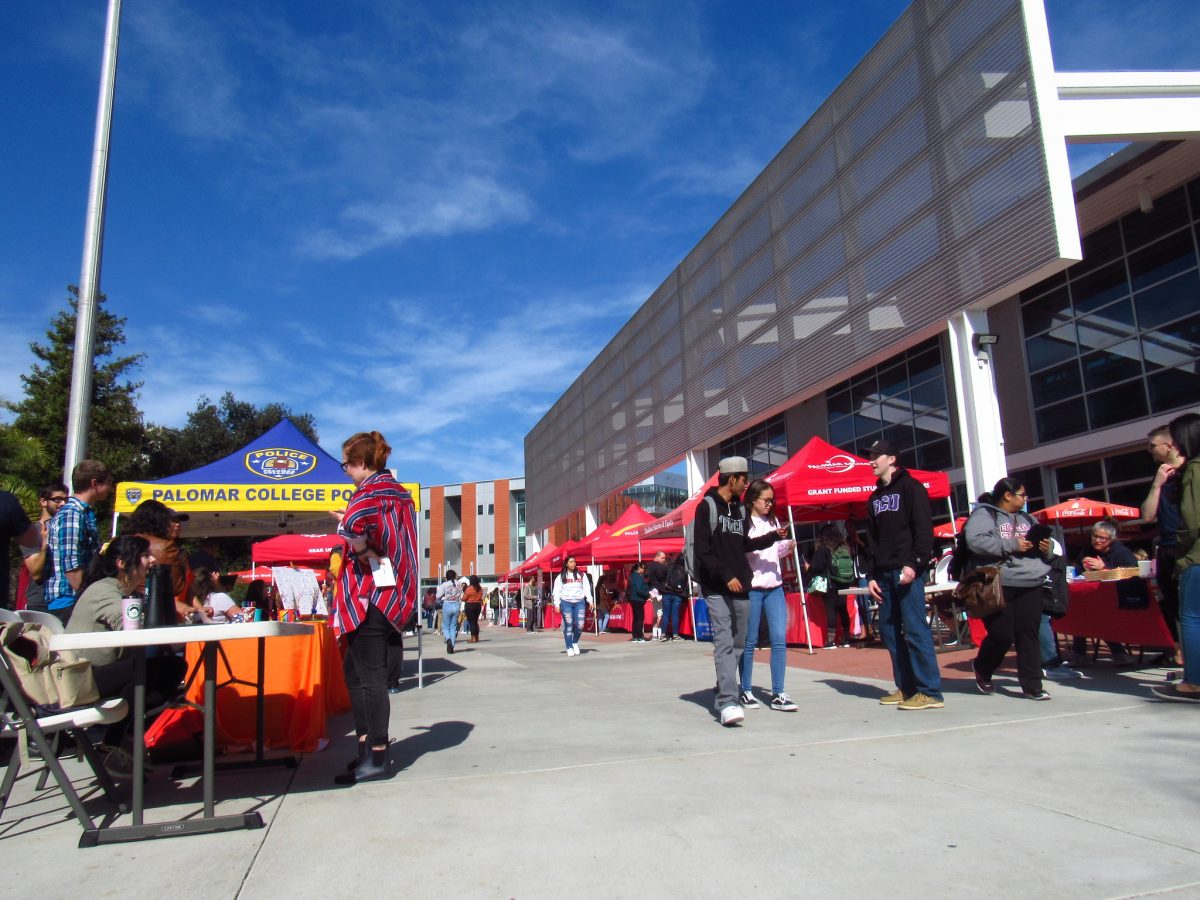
[191,567,243,623]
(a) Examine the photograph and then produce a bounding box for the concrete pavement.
[5,625,1200,898]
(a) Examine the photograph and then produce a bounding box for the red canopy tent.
[554,503,661,567]
[251,533,346,566]
[765,437,951,519]
[618,473,721,539]
[516,542,559,577]
[549,523,613,570]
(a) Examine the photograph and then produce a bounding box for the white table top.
[49,621,313,652]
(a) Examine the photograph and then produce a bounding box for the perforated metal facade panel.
[526,0,1078,531]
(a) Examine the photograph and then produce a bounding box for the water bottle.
[144,565,177,628]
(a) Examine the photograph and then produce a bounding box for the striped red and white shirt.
[333,471,418,636]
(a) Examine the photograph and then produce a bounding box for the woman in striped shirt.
[332,431,418,785]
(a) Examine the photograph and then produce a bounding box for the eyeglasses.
[1092,534,1113,543]
[47,496,68,503]
[758,497,775,505]
[340,461,351,472]
[1011,491,1027,499]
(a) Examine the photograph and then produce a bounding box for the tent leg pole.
[787,507,814,655]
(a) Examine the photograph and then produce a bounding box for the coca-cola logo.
[806,454,860,475]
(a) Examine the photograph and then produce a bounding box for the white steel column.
[584,503,600,534]
[947,310,1007,504]
[684,449,706,496]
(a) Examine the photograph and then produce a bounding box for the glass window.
[1105,450,1150,485]
[1134,270,1200,331]
[829,415,856,447]
[1020,286,1071,336]
[1035,399,1088,443]
[1030,361,1082,407]
[1069,261,1129,315]
[1055,459,1103,495]
[1074,221,1123,276]
[1080,340,1142,391]
[488,504,494,515]
[915,438,952,471]
[1127,229,1197,292]
[1026,327,1078,372]
[1148,364,1200,414]
[1086,380,1147,429]
[1009,467,1044,511]
[825,337,949,463]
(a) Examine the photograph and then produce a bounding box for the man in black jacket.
[694,456,787,726]
[864,440,943,710]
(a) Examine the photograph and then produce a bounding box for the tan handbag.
[0,621,100,708]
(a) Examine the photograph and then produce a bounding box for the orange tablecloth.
[184,623,350,753]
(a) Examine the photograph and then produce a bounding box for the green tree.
[145,392,319,477]
[4,286,147,486]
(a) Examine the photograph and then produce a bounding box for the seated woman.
[65,535,188,778]
[122,498,192,623]
[189,566,243,623]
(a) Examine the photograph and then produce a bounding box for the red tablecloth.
[1051,579,1174,646]
[183,622,350,753]
[507,608,522,627]
[602,601,650,634]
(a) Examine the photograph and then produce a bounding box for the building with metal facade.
[525,0,1081,532]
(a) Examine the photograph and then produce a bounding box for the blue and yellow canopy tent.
[113,419,419,537]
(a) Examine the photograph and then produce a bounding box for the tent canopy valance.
[113,419,420,537]
[251,533,346,566]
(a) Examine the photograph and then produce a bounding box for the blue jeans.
[877,571,942,700]
[1180,564,1200,686]
[441,601,460,647]
[560,599,587,650]
[661,593,683,638]
[741,585,787,694]
[1039,615,1060,666]
[599,612,610,632]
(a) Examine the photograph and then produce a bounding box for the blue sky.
[2,0,1199,488]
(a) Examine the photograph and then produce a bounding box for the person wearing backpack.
[966,477,1057,701]
[810,524,852,648]
[694,457,789,727]
[660,554,688,641]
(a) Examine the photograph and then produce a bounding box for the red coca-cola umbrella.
[1030,497,1140,526]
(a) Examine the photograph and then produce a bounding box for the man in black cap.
[863,440,943,710]
[693,456,788,726]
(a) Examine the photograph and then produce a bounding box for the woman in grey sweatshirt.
[966,476,1056,700]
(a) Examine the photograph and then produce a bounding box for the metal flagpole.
[787,506,814,654]
[64,0,122,484]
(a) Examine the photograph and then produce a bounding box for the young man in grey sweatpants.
[693,457,788,727]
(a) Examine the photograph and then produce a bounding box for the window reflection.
[1022,171,1200,443]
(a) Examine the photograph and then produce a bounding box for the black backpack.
[947,507,998,582]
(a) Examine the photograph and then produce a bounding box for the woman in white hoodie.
[739,479,798,711]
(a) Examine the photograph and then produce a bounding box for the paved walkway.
[5,626,1200,898]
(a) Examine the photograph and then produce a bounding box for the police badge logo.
[125,488,142,504]
[245,448,317,481]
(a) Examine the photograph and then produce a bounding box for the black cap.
[864,439,897,459]
[170,511,190,522]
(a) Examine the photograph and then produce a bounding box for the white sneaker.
[719,705,745,727]
[571,643,580,656]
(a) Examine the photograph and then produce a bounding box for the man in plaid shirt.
[45,459,114,623]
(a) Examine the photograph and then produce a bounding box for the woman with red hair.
[331,431,418,785]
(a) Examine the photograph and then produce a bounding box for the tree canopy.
[4,285,318,490]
